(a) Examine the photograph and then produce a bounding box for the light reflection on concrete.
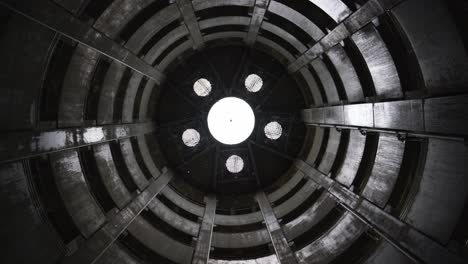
[209,255,279,264]
[83,127,105,143]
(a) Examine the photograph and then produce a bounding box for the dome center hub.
[207,97,255,145]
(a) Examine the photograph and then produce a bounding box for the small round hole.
[182,129,200,147]
[264,121,282,140]
[226,155,244,173]
[245,74,263,93]
[193,78,212,96]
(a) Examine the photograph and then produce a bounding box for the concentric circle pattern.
[1,0,467,264]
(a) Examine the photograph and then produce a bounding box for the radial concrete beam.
[0,0,165,84]
[245,0,270,45]
[176,0,205,50]
[62,168,173,264]
[256,191,298,264]
[293,160,465,264]
[287,0,405,72]
[53,0,87,15]
[192,195,217,264]
[301,95,468,140]
[0,122,156,163]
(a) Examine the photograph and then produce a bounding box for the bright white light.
[226,155,244,173]
[264,121,282,140]
[182,129,200,147]
[245,74,263,92]
[193,78,212,96]
[207,97,255,145]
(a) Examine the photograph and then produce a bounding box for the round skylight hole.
[226,155,244,173]
[264,121,282,140]
[245,74,263,92]
[207,97,255,145]
[193,78,212,96]
[182,129,200,147]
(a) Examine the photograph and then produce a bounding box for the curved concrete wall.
[1,0,468,263]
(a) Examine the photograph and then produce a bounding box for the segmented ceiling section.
[0,0,467,264]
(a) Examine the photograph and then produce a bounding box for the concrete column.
[245,0,270,45]
[0,122,156,163]
[256,191,297,264]
[192,195,217,264]
[294,160,465,264]
[176,0,205,50]
[62,169,173,264]
[0,0,165,84]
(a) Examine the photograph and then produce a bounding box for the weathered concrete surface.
[176,0,204,49]
[273,180,318,218]
[295,212,367,264]
[268,170,305,203]
[0,13,55,131]
[0,0,165,84]
[351,25,402,99]
[307,0,351,23]
[162,186,205,217]
[326,45,364,103]
[0,122,156,163]
[334,130,366,187]
[58,45,99,127]
[283,192,337,240]
[63,169,173,264]
[119,138,150,190]
[95,243,139,264]
[192,195,217,264]
[245,0,270,45]
[208,255,279,264]
[405,139,468,244]
[294,159,465,264]
[310,59,340,104]
[302,95,468,138]
[317,128,342,174]
[288,0,405,72]
[0,162,64,263]
[97,62,127,125]
[391,0,468,94]
[93,0,156,39]
[212,229,270,248]
[51,150,106,238]
[256,191,297,264]
[361,134,405,208]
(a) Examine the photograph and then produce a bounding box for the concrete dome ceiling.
[0,0,467,264]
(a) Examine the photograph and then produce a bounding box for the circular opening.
[245,74,263,92]
[207,97,255,145]
[264,121,282,140]
[182,129,200,147]
[193,78,212,96]
[226,155,244,173]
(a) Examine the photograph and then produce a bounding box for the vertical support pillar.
[256,191,298,264]
[62,169,173,264]
[192,195,217,264]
